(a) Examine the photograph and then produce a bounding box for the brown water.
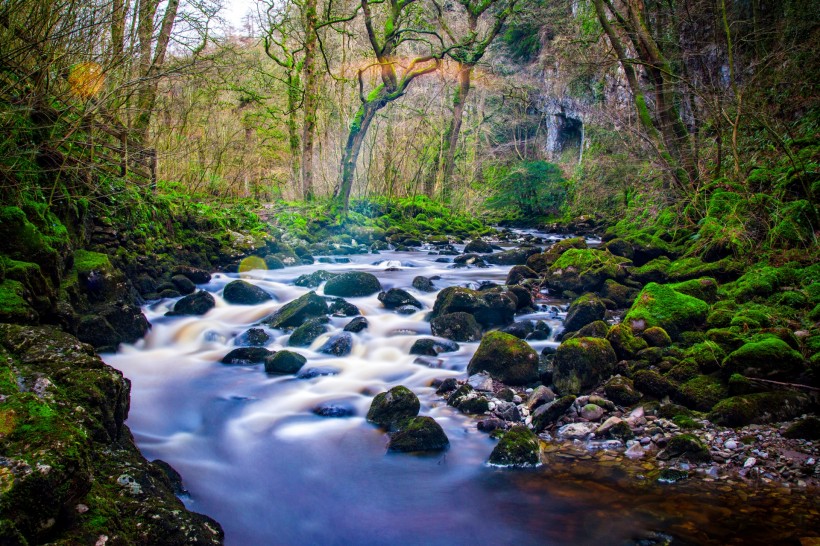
[103,238,819,545]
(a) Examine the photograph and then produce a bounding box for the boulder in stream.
[168,290,215,316]
[317,332,353,356]
[288,317,329,347]
[366,385,420,427]
[409,338,459,356]
[324,272,382,297]
[552,337,617,395]
[488,426,541,467]
[264,350,307,374]
[467,331,539,385]
[221,347,274,364]
[223,280,273,305]
[387,416,449,452]
[430,312,482,342]
[263,291,328,329]
[378,288,422,309]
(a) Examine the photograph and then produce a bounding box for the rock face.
[366,385,420,427]
[263,291,328,329]
[387,417,449,452]
[488,426,541,467]
[624,282,709,339]
[323,272,382,297]
[0,324,223,545]
[467,331,539,385]
[223,279,273,305]
[552,337,617,394]
[169,290,215,316]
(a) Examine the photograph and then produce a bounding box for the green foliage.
[484,161,566,221]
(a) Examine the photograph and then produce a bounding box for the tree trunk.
[111,0,125,63]
[334,103,378,214]
[440,63,472,202]
[300,0,318,200]
[286,71,301,189]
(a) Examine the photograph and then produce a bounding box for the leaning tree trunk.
[300,0,318,200]
[334,102,379,214]
[439,63,472,202]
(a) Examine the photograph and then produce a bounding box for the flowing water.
[104,237,819,545]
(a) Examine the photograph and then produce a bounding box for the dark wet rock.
[464,239,493,253]
[657,468,689,484]
[263,291,328,329]
[152,459,188,496]
[552,337,617,395]
[312,402,356,417]
[526,385,556,410]
[343,316,369,333]
[223,280,273,305]
[379,288,422,309]
[170,274,196,295]
[500,321,534,339]
[488,426,540,467]
[573,320,609,339]
[477,418,507,432]
[493,401,522,421]
[366,385,420,427]
[410,338,459,356]
[236,327,270,346]
[169,290,215,316]
[447,384,475,407]
[708,391,810,427]
[264,255,286,269]
[604,238,634,260]
[487,247,541,266]
[173,265,211,284]
[467,331,539,385]
[505,265,539,286]
[435,377,459,394]
[563,294,606,333]
[430,312,483,342]
[507,285,533,311]
[221,347,274,364]
[388,416,449,452]
[604,375,642,406]
[783,417,820,440]
[601,279,637,308]
[624,282,709,339]
[431,286,516,329]
[412,276,436,292]
[297,366,341,379]
[295,270,337,288]
[606,323,648,361]
[264,350,307,374]
[288,317,329,347]
[454,253,487,267]
[633,369,677,399]
[532,395,576,432]
[328,298,360,317]
[317,332,353,356]
[324,272,382,297]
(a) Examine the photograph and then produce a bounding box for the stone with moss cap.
[708,391,810,427]
[721,337,804,380]
[526,237,587,273]
[563,293,606,333]
[605,323,648,360]
[366,385,420,428]
[546,248,631,293]
[263,291,328,329]
[387,416,449,452]
[323,271,382,297]
[488,426,540,467]
[431,286,516,328]
[669,277,719,303]
[223,279,273,305]
[467,331,539,385]
[641,326,672,348]
[624,282,709,339]
[604,375,642,406]
[552,337,617,395]
[673,374,728,412]
[659,434,711,462]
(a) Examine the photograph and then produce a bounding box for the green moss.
[709,391,810,427]
[664,433,711,462]
[605,323,648,360]
[722,337,804,379]
[669,277,719,303]
[724,264,797,300]
[641,326,672,348]
[552,337,617,394]
[672,414,702,429]
[633,369,676,399]
[0,280,37,324]
[547,248,630,292]
[667,256,741,282]
[632,256,670,283]
[624,282,709,339]
[72,250,112,275]
[674,375,728,412]
[683,341,726,373]
[467,331,539,385]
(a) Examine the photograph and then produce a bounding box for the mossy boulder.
[546,249,631,293]
[487,247,541,266]
[709,391,811,427]
[0,279,38,324]
[264,350,307,374]
[464,239,493,253]
[604,375,642,406]
[674,375,728,412]
[387,416,449,452]
[604,238,634,260]
[223,280,273,305]
[431,286,516,328]
[294,270,337,288]
[221,347,273,364]
[169,290,215,316]
[642,327,672,348]
[488,426,540,467]
[526,237,587,273]
[606,323,648,361]
[412,276,436,292]
[683,341,726,373]
[506,265,539,286]
[467,331,539,385]
[667,256,742,283]
[632,257,670,284]
[624,283,709,339]
[661,434,711,462]
[288,317,329,347]
[366,386,420,428]
[574,320,609,339]
[563,294,606,333]
[431,312,483,342]
[601,279,637,308]
[378,288,422,310]
[323,271,382,297]
[263,291,328,329]
[552,337,617,394]
[783,417,820,440]
[633,369,677,399]
[721,338,804,380]
[669,277,719,304]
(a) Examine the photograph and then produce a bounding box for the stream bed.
[104,238,819,545]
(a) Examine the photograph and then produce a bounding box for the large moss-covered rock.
[563,294,606,333]
[506,265,539,286]
[661,434,711,462]
[223,279,273,305]
[388,416,449,452]
[431,286,516,328]
[552,337,617,394]
[294,270,337,288]
[633,369,677,399]
[708,392,810,427]
[467,331,539,385]
[486,247,541,265]
[674,375,728,411]
[669,277,719,303]
[624,283,709,339]
[721,337,805,380]
[526,237,587,273]
[324,272,382,297]
[264,350,306,374]
[604,375,642,406]
[546,249,631,293]
[488,426,540,467]
[431,312,483,342]
[366,386,420,427]
[601,279,637,308]
[263,291,328,329]
[464,239,493,253]
[288,317,329,347]
[605,323,648,360]
[0,279,38,324]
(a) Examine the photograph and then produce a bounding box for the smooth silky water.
[104,238,818,545]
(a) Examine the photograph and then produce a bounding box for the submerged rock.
[317,332,353,356]
[312,402,356,418]
[488,426,540,467]
[263,291,328,329]
[366,385,420,427]
[221,347,274,364]
[388,416,449,452]
[288,317,329,347]
[324,272,382,297]
[236,327,271,346]
[467,331,539,385]
[223,280,273,305]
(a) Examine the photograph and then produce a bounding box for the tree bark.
[334,102,379,214]
[439,63,472,201]
[300,0,318,200]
